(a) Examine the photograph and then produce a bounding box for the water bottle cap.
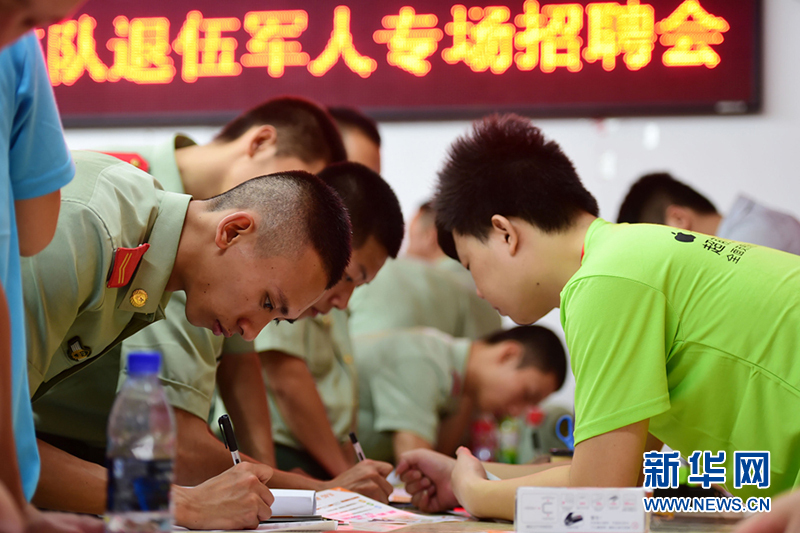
[127,352,161,375]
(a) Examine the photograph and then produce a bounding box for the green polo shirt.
[348,258,501,340]
[353,328,470,463]
[563,219,800,498]
[256,309,357,449]
[23,150,190,401]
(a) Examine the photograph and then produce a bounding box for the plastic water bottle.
[470,414,498,462]
[497,416,521,464]
[105,352,176,533]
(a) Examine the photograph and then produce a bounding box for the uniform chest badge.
[67,336,91,361]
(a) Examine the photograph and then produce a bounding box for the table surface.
[392,515,742,533]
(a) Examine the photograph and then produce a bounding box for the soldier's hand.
[396,449,459,513]
[174,462,274,530]
[23,505,103,533]
[735,489,800,533]
[322,460,394,503]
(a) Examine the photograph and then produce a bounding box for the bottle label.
[106,457,173,512]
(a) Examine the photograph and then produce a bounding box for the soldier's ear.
[664,205,694,231]
[498,341,523,367]
[215,212,256,249]
[248,125,278,158]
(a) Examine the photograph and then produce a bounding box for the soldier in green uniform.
[349,257,502,340]
[254,162,404,479]
[350,199,502,340]
[33,100,397,504]
[25,150,353,527]
[406,201,484,289]
[328,107,382,173]
[353,325,566,464]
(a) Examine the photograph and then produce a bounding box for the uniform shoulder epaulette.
[97,151,150,172]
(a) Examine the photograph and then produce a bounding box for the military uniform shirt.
[102,133,193,193]
[255,308,357,449]
[349,258,501,340]
[353,328,470,463]
[34,136,224,447]
[23,150,190,399]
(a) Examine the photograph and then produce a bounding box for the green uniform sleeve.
[369,353,443,444]
[23,200,110,395]
[119,292,221,420]
[563,276,673,445]
[253,320,310,360]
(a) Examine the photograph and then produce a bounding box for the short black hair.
[484,325,567,390]
[433,114,599,260]
[328,106,381,148]
[317,162,404,258]
[206,170,352,290]
[216,97,347,165]
[412,200,436,230]
[617,172,718,225]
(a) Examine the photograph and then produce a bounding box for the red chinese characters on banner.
[443,5,516,74]
[241,10,310,77]
[308,5,377,78]
[656,0,729,68]
[514,0,584,72]
[583,0,655,71]
[37,1,732,86]
[172,11,242,82]
[107,16,175,83]
[373,7,444,77]
[46,15,108,85]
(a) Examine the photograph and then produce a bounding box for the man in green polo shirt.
[354,325,565,464]
[396,114,800,520]
[25,150,353,527]
[255,162,404,479]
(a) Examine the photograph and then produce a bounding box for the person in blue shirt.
[0,31,75,519]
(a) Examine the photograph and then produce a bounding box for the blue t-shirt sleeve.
[9,33,74,201]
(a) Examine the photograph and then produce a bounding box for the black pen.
[349,432,366,462]
[218,414,241,465]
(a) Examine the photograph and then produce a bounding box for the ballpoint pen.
[349,432,366,462]
[218,414,241,465]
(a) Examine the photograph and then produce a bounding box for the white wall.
[63,0,800,411]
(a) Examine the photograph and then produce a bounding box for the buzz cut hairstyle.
[215,96,347,166]
[414,200,437,229]
[205,170,352,290]
[328,106,382,148]
[433,114,599,260]
[617,172,719,225]
[317,162,404,258]
[483,325,568,390]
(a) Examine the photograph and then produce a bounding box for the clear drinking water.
[105,352,176,533]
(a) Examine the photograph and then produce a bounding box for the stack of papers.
[316,488,469,532]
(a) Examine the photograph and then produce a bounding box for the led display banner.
[39,0,761,125]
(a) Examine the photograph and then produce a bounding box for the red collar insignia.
[108,244,151,288]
